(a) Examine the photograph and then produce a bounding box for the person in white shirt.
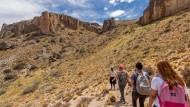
[109,67,116,90]
[149,60,190,107]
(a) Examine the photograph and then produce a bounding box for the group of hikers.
[109,60,190,107]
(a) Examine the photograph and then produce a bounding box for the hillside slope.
[0,9,190,107]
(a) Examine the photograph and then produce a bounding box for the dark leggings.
[110,77,116,89]
[132,92,148,107]
[119,84,126,102]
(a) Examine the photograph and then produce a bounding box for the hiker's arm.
[112,71,119,81]
[126,71,130,78]
[130,74,135,86]
[149,89,157,107]
[186,94,190,106]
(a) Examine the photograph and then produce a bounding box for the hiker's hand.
[112,79,115,82]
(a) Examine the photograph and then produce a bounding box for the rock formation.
[0,42,17,51]
[102,18,116,33]
[0,11,101,37]
[139,0,190,25]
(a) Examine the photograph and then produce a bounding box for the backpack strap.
[132,72,140,86]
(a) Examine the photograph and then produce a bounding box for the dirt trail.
[106,83,133,107]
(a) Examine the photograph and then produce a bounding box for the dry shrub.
[4,74,17,81]
[76,97,92,107]
[22,81,40,95]
[13,62,27,70]
[2,69,12,74]
[107,93,116,105]
[101,86,109,96]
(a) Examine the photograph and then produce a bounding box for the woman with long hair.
[149,60,190,107]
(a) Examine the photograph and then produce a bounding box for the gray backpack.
[136,72,150,95]
[118,71,127,86]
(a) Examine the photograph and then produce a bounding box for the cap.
[119,64,124,70]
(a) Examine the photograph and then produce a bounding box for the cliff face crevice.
[0,11,102,37]
[139,0,190,25]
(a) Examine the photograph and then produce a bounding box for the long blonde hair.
[157,60,185,89]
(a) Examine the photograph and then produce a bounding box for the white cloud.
[109,0,117,5]
[109,10,125,17]
[90,20,103,25]
[0,0,46,29]
[109,0,115,4]
[120,0,135,3]
[104,7,108,11]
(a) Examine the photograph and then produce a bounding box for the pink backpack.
[158,77,188,107]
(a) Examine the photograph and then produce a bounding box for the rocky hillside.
[0,0,190,107]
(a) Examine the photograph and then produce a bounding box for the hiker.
[109,67,116,90]
[113,64,130,104]
[130,62,150,107]
[149,60,190,107]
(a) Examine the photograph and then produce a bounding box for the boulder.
[139,0,190,25]
[0,42,16,51]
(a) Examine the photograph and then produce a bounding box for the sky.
[0,0,149,28]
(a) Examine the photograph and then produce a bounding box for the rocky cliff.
[139,0,190,25]
[102,18,115,33]
[0,11,102,37]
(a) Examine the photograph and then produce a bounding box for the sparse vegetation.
[50,70,61,77]
[106,93,116,105]
[42,85,56,93]
[56,92,65,100]
[0,90,5,96]
[22,81,40,95]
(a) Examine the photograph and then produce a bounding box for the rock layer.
[139,0,190,25]
[0,11,101,37]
